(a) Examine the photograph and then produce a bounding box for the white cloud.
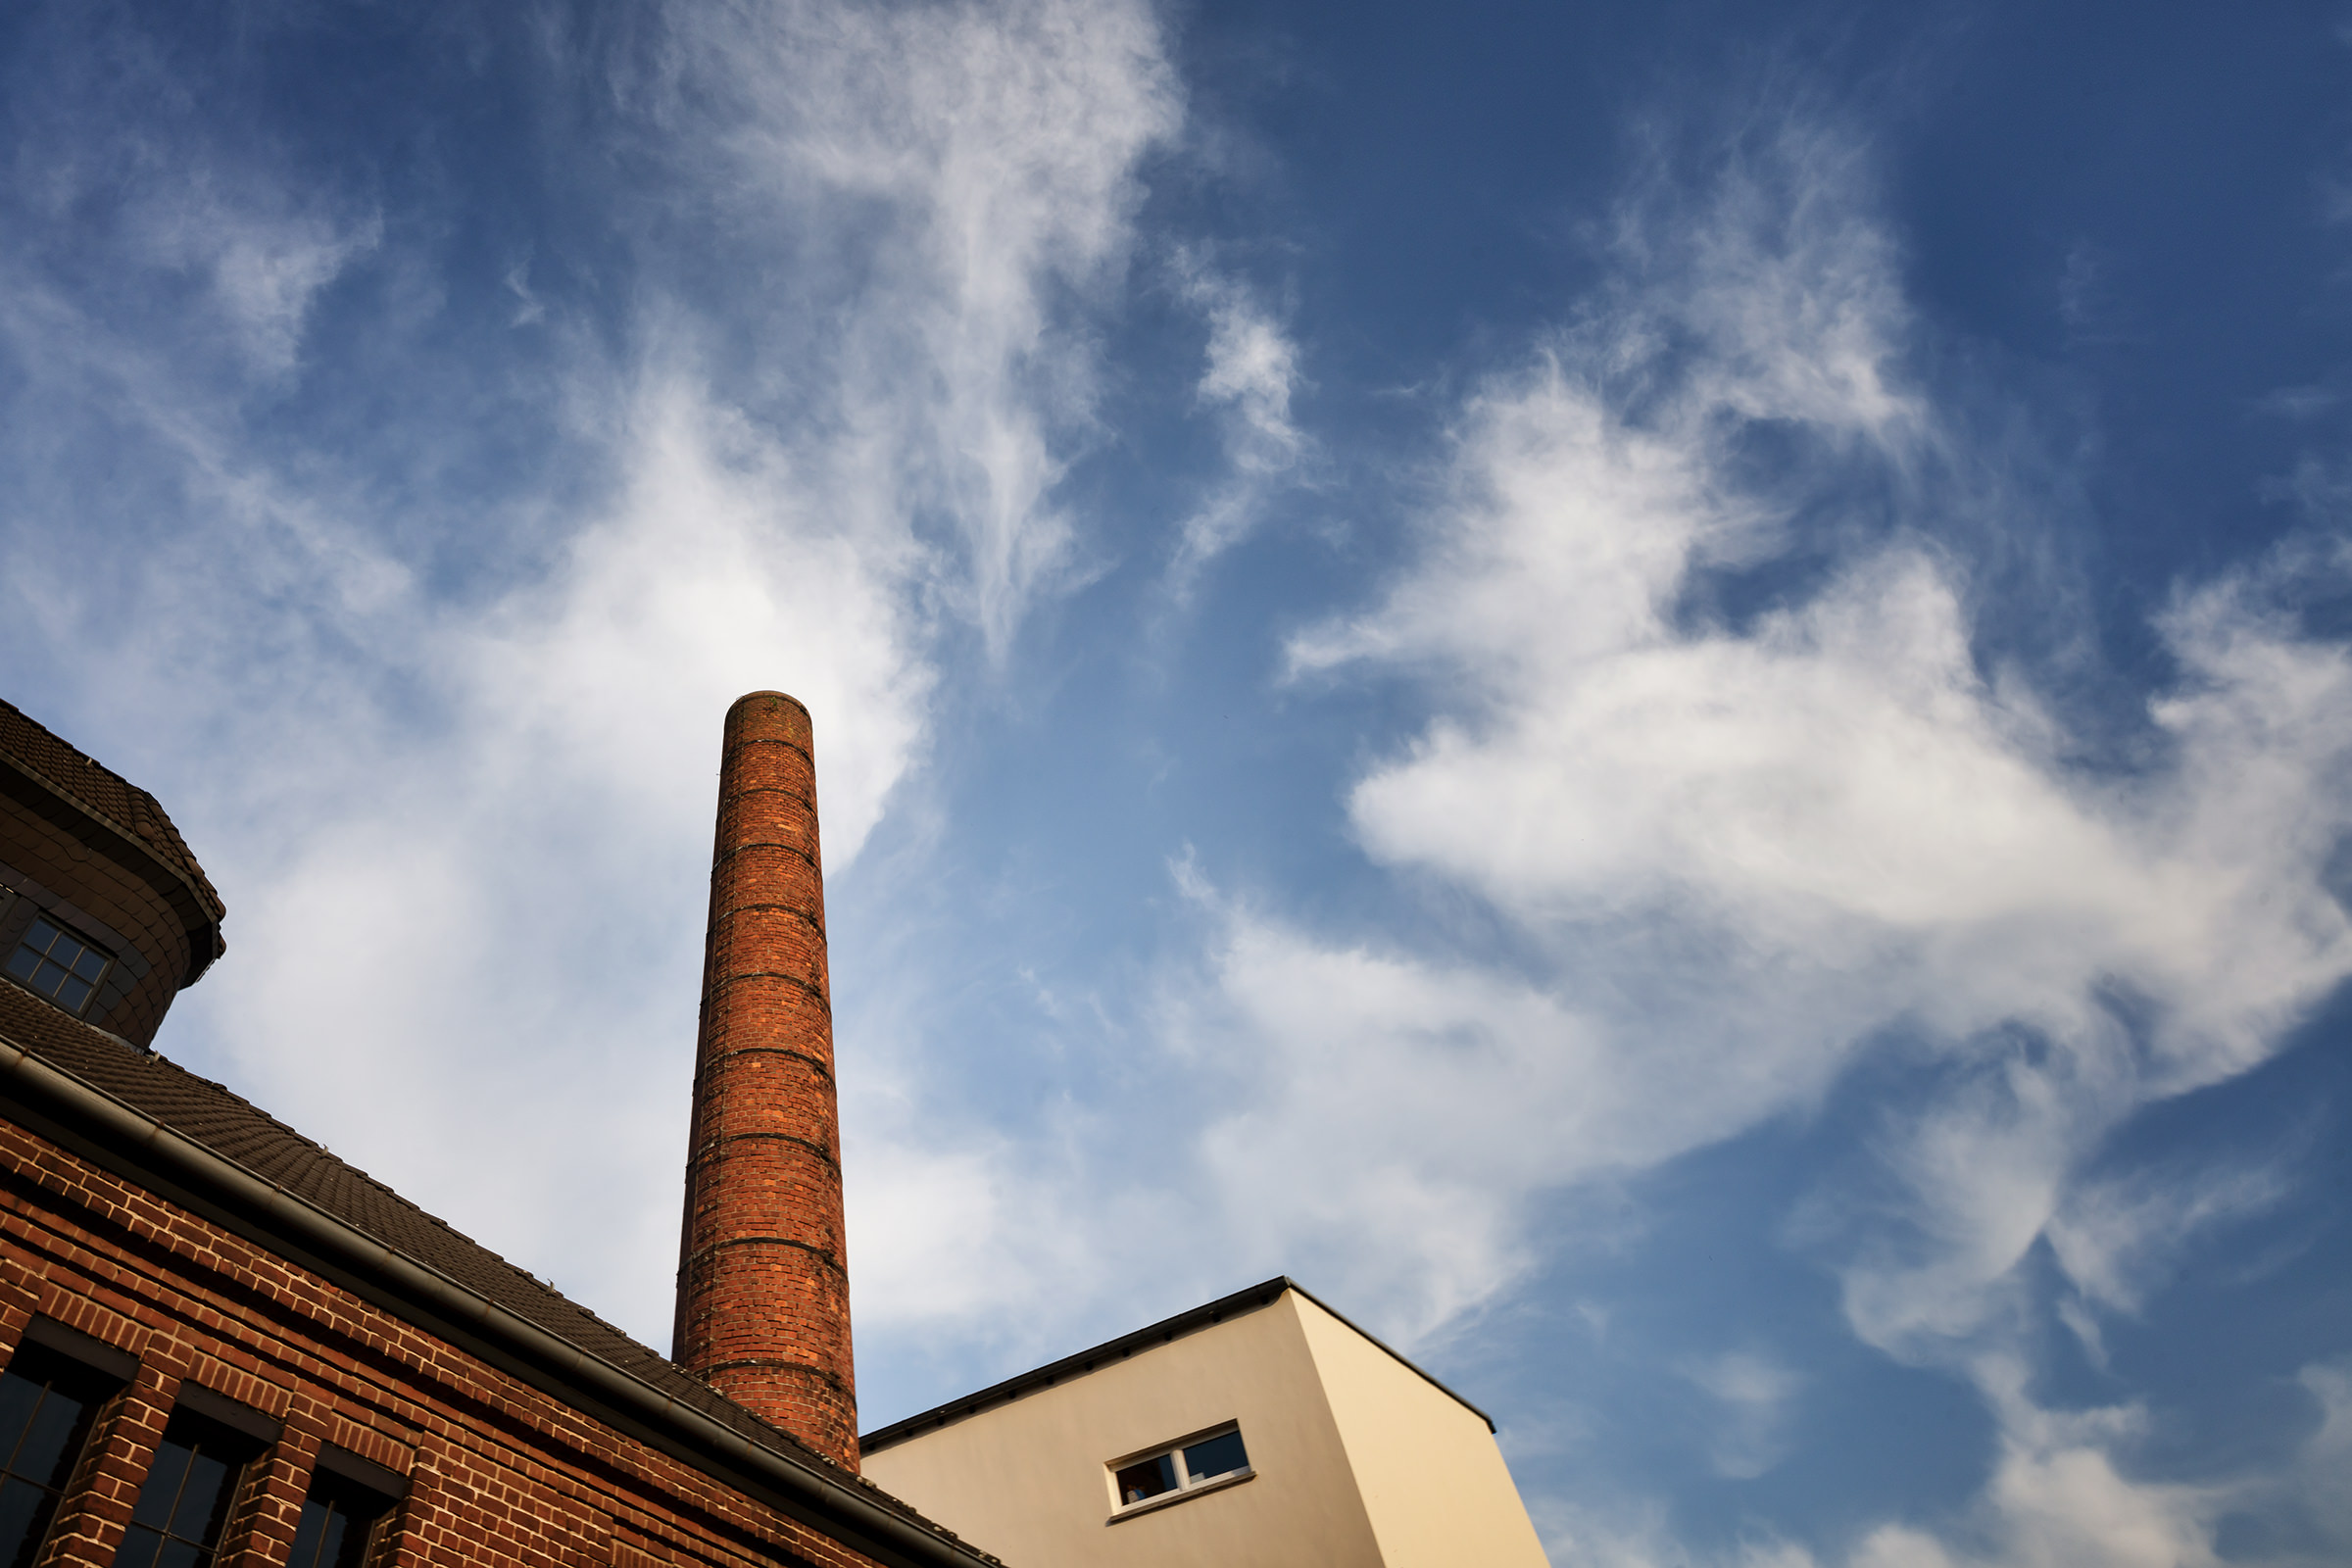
[2285,1358,2352,1548]
[0,0,1189,1348]
[1170,111,2352,1565]
[1253,117,2352,1345]
[1166,255,1307,590]
[844,1131,1092,1331]
[1846,1369,2239,1568]
[2045,1149,2295,1318]
[1543,1361,2352,1568]
[665,0,1183,656]
[192,367,935,1335]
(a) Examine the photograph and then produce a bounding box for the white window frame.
[1103,1422,1254,1523]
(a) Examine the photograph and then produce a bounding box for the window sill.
[1105,1468,1255,1525]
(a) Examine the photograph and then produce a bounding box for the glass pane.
[154,1540,203,1568]
[71,949,106,983]
[289,1498,327,1568]
[55,976,91,1012]
[23,922,57,956]
[314,1509,353,1568]
[168,1446,230,1540]
[1182,1429,1250,1482]
[1113,1452,1178,1504]
[0,1475,53,1568]
[111,1523,165,1568]
[4,949,42,985]
[15,1387,91,1488]
[128,1439,191,1529]
[0,1375,43,1469]
[300,1474,393,1568]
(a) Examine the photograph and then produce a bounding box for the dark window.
[1111,1425,1251,1509]
[287,1467,397,1568]
[5,918,111,1016]
[1113,1452,1178,1504]
[1181,1428,1249,1482]
[0,1343,117,1567]
[110,1409,258,1568]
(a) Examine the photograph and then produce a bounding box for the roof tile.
[0,701,225,923]
[0,981,981,1547]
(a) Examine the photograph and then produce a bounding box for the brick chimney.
[673,692,858,1469]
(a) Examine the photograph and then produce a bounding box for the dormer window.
[6,916,112,1016]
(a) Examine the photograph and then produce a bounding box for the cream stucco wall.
[861,1294,1383,1567]
[1291,1293,1551,1568]
[859,1288,1550,1568]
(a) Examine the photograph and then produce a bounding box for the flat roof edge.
[859,1276,1494,1453]
[1280,1278,1496,1434]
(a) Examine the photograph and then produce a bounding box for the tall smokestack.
[674,692,858,1469]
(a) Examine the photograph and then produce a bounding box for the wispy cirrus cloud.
[1164,253,1308,594]
[654,0,1183,658]
[1678,1351,1804,1480]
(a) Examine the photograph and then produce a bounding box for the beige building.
[860,1278,1551,1568]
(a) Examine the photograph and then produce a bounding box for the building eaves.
[859,1274,1496,1455]
[0,985,999,1568]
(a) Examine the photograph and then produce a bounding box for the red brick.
[0,1118,898,1568]
[672,694,858,1471]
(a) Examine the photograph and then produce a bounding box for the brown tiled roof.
[0,700,225,925]
[0,981,985,1558]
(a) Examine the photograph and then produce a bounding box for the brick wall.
[0,1112,893,1568]
[0,791,190,1049]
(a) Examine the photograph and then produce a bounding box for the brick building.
[0,694,993,1568]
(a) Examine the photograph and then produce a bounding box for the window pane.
[3,949,40,984]
[0,1476,50,1568]
[0,1345,115,1568]
[1182,1429,1249,1482]
[295,1471,395,1568]
[70,949,106,983]
[128,1441,191,1529]
[168,1447,230,1541]
[1113,1453,1178,1503]
[55,976,91,1013]
[14,1391,89,1489]
[288,1499,325,1568]
[117,1410,251,1568]
[0,1377,41,1471]
[313,1508,352,1568]
[112,1525,164,1568]
[23,922,57,956]
[324,1504,360,1568]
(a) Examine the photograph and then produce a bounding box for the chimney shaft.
[673,692,858,1469]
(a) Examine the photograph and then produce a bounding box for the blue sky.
[6,1,2352,1562]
